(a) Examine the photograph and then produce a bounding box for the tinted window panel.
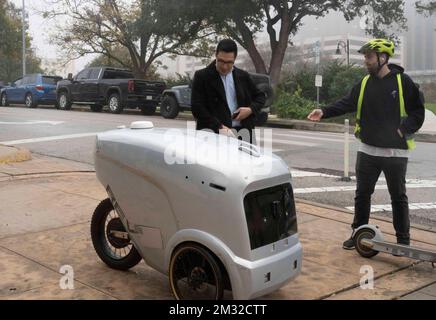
[102,70,134,79]
[89,69,101,79]
[77,69,90,80]
[244,183,298,250]
[22,76,32,85]
[42,77,62,85]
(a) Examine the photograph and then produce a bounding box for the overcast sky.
[11,0,93,73]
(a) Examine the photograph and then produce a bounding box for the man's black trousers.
[353,151,410,243]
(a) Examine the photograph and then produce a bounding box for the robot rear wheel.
[91,198,142,270]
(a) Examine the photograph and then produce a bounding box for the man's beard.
[367,65,378,76]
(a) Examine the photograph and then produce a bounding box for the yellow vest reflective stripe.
[355,74,416,150]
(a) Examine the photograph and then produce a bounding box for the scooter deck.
[361,239,436,262]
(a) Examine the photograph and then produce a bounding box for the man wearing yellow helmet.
[308,38,425,250]
[358,38,395,74]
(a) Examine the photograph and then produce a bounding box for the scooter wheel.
[169,243,224,300]
[354,228,379,258]
[91,198,142,270]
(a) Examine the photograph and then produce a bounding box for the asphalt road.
[1,105,435,228]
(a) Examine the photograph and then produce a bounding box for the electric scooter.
[354,225,436,267]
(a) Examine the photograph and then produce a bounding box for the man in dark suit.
[191,39,266,143]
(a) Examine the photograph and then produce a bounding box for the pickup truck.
[160,73,273,126]
[56,67,166,115]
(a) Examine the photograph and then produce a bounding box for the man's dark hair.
[216,39,238,57]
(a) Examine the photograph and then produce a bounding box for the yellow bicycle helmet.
[358,39,395,57]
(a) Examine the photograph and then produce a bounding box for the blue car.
[0,74,62,108]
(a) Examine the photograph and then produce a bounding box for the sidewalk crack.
[0,245,120,300]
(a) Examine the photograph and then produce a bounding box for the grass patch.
[426,103,436,115]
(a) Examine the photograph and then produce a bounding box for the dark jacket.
[191,61,266,132]
[321,64,425,149]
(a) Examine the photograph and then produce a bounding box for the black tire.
[58,91,72,110]
[91,198,142,270]
[1,93,9,106]
[160,96,179,119]
[355,228,379,258]
[169,243,224,300]
[91,104,103,113]
[108,93,124,114]
[140,104,157,116]
[25,93,37,108]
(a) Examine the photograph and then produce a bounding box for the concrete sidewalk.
[1,154,435,300]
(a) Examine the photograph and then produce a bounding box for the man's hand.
[219,125,236,138]
[307,109,324,122]
[234,107,253,122]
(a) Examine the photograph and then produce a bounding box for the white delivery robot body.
[92,122,302,300]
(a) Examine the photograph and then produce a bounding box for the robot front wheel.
[91,198,143,270]
[354,227,379,259]
[169,243,225,300]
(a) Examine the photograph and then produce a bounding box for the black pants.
[353,152,410,242]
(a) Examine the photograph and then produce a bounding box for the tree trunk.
[269,44,287,86]
[233,17,268,74]
[245,42,268,74]
[268,7,291,87]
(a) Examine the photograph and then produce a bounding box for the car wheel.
[160,96,179,119]
[25,93,37,108]
[1,93,8,106]
[91,198,143,270]
[140,104,157,116]
[91,104,103,113]
[58,92,72,110]
[108,93,124,114]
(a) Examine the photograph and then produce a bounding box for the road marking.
[273,133,350,143]
[293,180,436,194]
[346,202,436,213]
[1,133,100,145]
[261,138,318,147]
[274,129,347,138]
[0,120,65,125]
[290,170,338,178]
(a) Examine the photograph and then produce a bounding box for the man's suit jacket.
[191,61,266,132]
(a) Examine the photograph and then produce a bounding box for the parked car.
[160,73,273,126]
[56,67,166,115]
[0,74,62,108]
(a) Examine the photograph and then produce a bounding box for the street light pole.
[22,0,26,76]
[336,39,350,66]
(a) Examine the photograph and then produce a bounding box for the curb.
[176,113,436,143]
[0,145,32,164]
[41,104,436,143]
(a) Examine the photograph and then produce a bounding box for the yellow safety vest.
[355,74,416,150]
